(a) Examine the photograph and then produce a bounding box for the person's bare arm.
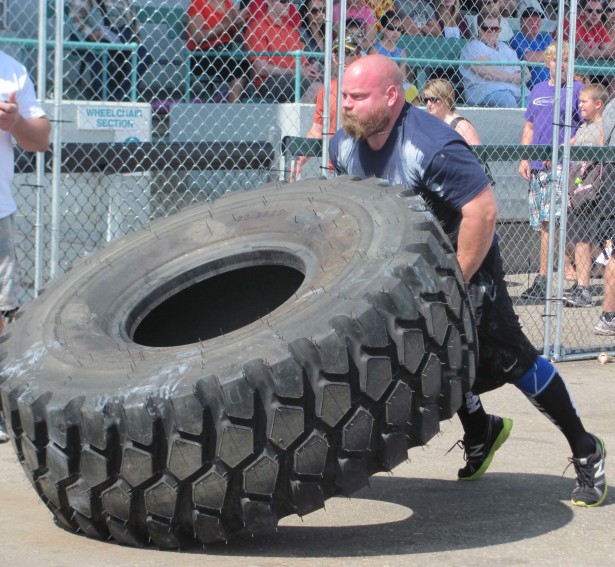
[470,58,522,83]
[187,10,241,46]
[518,120,534,180]
[251,58,293,78]
[521,48,547,63]
[0,93,50,152]
[422,18,441,37]
[363,21,377,46]
[290,121,323,181]
[401,16,420,36]
[399,51,409,81]
[455,120,481,145]
[457,185,498,282]
[576,40,610,59]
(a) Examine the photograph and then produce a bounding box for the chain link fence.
[1,0,614,358]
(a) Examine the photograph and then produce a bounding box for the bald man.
[329,54,607,508]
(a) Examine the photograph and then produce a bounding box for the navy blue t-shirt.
[329,103,491,246]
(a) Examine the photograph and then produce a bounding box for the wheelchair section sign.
[76,102,152,142]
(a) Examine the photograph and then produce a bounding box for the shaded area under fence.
[14,141,275,174]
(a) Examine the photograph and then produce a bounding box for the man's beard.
[342,105,390,140]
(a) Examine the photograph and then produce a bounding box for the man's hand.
[0,92,50,153]
[518,159,531,180]
[0,92,21,134]
[510,71,522,85]
[290,156,309,182]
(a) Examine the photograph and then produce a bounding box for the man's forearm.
[11,116,51,152]
[456,216,495,282]
[456,187,498,282]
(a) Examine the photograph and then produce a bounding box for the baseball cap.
[520,7,542,18]
[333,34,362,55]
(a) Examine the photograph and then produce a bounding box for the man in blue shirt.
[329,54,607,508]
[510,8,553,88]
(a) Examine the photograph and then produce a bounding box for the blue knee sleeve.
[513,356,556,397]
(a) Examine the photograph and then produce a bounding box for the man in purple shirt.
[518,42,584,300]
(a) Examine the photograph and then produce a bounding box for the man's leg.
[513,357,607,506]
[457,245,527,479]
[85,51,104,101]
[457,245,607,506]
[522,171,551,300]
[604,257,615,312]
[456,393,513,480]
[539,221,550,276]
[595,255,615,335]
[481,89,519,108]
[564,240,594,307]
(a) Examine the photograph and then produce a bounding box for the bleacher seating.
[131,7,561,105]
[397,35,469,90]
[136,6,264,102]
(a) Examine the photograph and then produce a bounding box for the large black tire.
[0,177,477,548]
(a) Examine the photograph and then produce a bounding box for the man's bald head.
[344,54,405,94]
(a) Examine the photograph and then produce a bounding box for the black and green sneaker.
[458,415,513,480]
[571,435,607,507]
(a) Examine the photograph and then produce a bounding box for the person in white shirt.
[0,51,50,333]
[0,50,50,442]
[460,13,527,107]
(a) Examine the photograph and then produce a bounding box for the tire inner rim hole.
[132,264,305,347]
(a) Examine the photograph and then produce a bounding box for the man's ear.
[385,84,399,106]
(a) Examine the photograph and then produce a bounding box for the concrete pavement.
[1,359,613,567]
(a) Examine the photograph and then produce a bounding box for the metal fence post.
[49,0,65,279]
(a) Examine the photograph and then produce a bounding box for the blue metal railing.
[3,36,615,106]
[0,36,140,102]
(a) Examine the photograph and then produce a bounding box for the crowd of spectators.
[66,0,615,107]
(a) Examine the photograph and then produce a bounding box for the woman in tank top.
[421,78,481,144]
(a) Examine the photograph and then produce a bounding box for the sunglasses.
[586,7,602,13]
[423,97,440,104]
[606,7,615,12]
[310,7,324,14]
[481,25,501,31]
[335,47,362,56]
[278,0,289,4]
[385,24,403,31]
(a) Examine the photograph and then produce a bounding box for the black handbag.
[568,161,604,210]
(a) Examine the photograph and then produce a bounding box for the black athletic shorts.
[467,244,539,395]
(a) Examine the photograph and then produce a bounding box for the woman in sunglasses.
[423,0,472,39]
[300,0,326,56]
[421,78,480,144]
[368,11,410,80]
[460,13,525,107]
[468,0,514,43]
